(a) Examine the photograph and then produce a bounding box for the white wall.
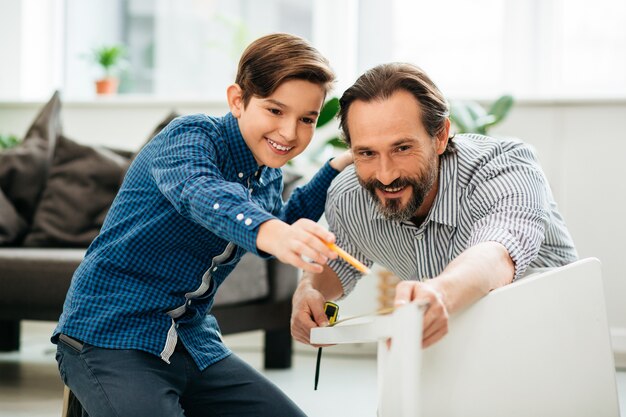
[0,98,625,359]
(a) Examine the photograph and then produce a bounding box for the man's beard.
[359,160,437,222]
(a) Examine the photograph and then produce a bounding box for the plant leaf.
[449,101,475,133]
[325,136,347,149]
[488,94,514,124]
[476,114,496,131]
[316,97,340,128]
[464,101,488,121]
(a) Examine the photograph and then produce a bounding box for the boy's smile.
[228,79,326,168]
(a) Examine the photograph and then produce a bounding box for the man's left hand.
[394,280,449,348]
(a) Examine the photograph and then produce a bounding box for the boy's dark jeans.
[56,335,306,417]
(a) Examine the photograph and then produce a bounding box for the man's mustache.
[363,177,415,192]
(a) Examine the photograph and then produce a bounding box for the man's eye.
[397,145,411,152]
[358,151,373,158]
[301,117,315,125]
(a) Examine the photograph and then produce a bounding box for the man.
[291,63,577,348]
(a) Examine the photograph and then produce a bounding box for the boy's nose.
[279,119,298,142]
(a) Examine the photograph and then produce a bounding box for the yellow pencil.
[324,242,371,275]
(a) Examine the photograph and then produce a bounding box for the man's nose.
[376,156,398,186]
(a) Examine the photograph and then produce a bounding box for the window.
[1,0,625,100]
[64,0,314,99]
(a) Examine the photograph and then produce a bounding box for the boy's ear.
[227,84,244,118]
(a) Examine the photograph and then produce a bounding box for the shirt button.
[187,300,192,306]
[213,203,219,210]
[238,172,244,178]
[236,213,244,221]
[175,324,180,329]
[416,234,424,241]
[245,218,252,226]
[213,267,218,272]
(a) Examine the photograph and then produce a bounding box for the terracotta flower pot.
[95,77,119,95]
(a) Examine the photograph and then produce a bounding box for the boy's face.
[228,79,326,168]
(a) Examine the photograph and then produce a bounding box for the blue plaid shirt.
[52,112,339,370]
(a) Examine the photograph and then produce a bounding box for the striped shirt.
[53,113,339,370]
[326,134,577,296]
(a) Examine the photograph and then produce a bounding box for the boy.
[53,33,351,417]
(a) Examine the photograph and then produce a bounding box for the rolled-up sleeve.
[468,148,550,279]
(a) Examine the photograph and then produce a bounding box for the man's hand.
[257,219,338,274]
[291,265,344,346]
[290,281,329,346]
[394,280,449,348]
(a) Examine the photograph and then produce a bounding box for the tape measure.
[314,301,339,390]
[323,301,339,325]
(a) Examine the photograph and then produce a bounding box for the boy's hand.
[257,219,338,273]
[329,149,353,172]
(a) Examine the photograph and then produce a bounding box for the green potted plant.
[449,95,514,135]
[0,133,20,150]
[88,45,127,95]
[308,97,346,164]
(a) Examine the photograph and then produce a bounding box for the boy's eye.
[301,117,315,125]
[268,108,282,115]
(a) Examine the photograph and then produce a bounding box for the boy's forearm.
[429,241,515,314]
[279,161,338,224]
[299,264,344,301]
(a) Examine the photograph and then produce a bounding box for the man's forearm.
[429,241,515,314]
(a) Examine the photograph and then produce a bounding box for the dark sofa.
[0,92,299,369]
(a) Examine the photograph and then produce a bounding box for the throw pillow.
[0,91,61,225]
[0,190,28,245]
[22,135,131,247]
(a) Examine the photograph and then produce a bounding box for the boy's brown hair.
[235,33,335,107]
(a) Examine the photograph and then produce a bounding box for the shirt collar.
[428,152,458,228]
[224,112,262,181]
[369,152,459,228]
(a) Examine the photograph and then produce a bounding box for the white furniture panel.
[312,258,620,417]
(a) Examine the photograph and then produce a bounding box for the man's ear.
[435,118,451,155]
[227,84,244,117]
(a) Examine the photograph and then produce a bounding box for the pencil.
[324,242,371,275]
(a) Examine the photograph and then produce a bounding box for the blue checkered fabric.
[52,112,339,370]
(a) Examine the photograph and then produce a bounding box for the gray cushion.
[23,135,131,247]
[213,253,269,306]
[0,92,61,246]
[0,190,27,245]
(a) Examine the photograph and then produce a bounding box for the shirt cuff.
[234,210,276,256]
[470,227,528,280]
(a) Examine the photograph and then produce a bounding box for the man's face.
[230,79,325,168]
[348,90,447,221]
